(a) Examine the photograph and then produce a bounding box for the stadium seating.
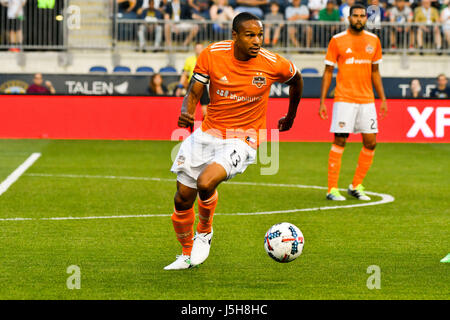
[159,66,177,73]
[89,66,108,73]
[301,68,319,75]
[136,66,154,73]
[113,66,132,73]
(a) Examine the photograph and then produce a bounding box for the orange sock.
[352,147,375,187]
[171,206,195,256]
[197,190,218,234]
[328,144,345,192]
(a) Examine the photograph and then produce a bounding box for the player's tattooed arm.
[278,71,303,132]
[178,77,206,128]
[371,64,388,120]
[319,64,334,120]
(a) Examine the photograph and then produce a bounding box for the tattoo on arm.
[181,77,205,115]
[181,78,197,113]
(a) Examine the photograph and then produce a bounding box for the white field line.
[0,153,41,197]
[1,172,395,222]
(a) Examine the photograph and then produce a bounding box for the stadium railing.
[113,20,450,55]
[1,0,449,55]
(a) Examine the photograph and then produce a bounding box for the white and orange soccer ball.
[264,222,304,263]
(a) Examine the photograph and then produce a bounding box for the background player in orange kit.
[164,12,304,270]
[319,3,388,201]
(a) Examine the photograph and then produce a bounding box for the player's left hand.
[379,100,388,120]
[278,115,295,132]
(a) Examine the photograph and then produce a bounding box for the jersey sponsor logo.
[346,48,352,54]
[216,89,229,97]
[339,121,346,128]
[252,73,266,88]
[216,88,262,102]
[229,93,263,102]
[345,57,372,65]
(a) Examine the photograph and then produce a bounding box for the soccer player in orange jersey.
[164,12,303,270]
[319,3,388,201]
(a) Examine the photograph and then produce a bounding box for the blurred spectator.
[389,0,414,49]
[414,0,442,52]
[175,43,209,116]
[189,0,211,20]
[430,74,450,98]
[319,1,340,45]
[264,1,284,47]
[286,0,311,48]
[210,0,235,33]
[118,0,137,18]
[137,0,163,51]
[407,78,423,98]
[441,2,450,49]
[1,0,26,51]
[408,0,421,11]
[308,0,327,21]
[164,0,200,48]
[319,1,340,21]
[339,0,355,23]
[234,0,268,18]
[148,73,169,95]
[26,73,55,94]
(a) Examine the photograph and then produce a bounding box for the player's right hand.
[319,103,328,120]
[178,112,194,128]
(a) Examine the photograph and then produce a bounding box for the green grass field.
[0,139,448,299]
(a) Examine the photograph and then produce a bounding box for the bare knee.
[196,176,216,198]
[174,189,196,211]
[362,134,377,150]
[363,141,377,150]
[333,134,348,147]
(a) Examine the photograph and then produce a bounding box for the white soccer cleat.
[348,184,371,201]
[326,187,346,201]
[163,254,193,270]
[190,229,213,266]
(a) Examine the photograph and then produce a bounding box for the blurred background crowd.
[0,0,449,52]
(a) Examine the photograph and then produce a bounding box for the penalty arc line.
[0,153,41,197]
[0,172,396,222]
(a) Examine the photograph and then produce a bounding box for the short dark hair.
[349,3,366,16]
[232,12,261,33]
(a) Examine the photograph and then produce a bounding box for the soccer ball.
[264,222,304,263]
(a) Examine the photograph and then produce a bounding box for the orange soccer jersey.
[193,40,297,147]
[325,30,382,104]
